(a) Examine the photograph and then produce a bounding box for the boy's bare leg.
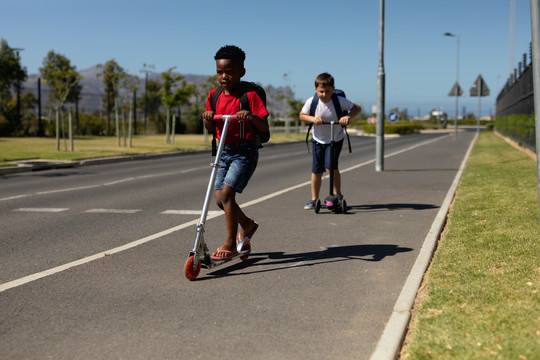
[311,173,323,200]
[214,184,254,257]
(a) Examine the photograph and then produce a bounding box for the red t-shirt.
[205,88,269,144]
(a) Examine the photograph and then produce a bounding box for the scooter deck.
[200,248,251,269]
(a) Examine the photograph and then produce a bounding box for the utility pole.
[140,64,154,133]
[376,0,385,172]
[37,77,43,136]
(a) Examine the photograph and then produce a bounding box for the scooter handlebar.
[213,114,237,120]
[320,121,346,127]
[212,114,252,121]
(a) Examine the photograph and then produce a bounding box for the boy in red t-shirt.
[202,45,269,261]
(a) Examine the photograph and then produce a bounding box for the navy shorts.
[311,139,343,174]
[215,141,259,193]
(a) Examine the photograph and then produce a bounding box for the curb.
[0,149,208,176]
[0,140,299,176]
[369,132,478,360]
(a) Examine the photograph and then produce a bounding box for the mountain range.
[21,66,294,118]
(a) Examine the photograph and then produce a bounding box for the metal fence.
[496,48,534,117]
[495,44,536,151]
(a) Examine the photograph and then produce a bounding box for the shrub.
[495,114,536,150]
[78,113,106,135]
[362,121,423,135]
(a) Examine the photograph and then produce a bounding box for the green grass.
[0,132,305,166]
[401,132,540,359]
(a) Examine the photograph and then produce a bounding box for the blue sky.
[2,0,533,117]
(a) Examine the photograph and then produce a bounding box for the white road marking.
[104,178,135,186]
[85,209,142,214]
[0,194,29,201]
[13,208,68,212]
[36,185,100,195]
[161,210,221,215]
[0,135,450,293]
[2,167,206,201]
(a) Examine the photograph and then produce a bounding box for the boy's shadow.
[205,244,413,279]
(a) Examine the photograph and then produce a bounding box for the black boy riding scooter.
[184,115,251,280]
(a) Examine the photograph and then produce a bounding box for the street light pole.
[376,0,385,172]
[444,33,459,139]
[140,64,154,134]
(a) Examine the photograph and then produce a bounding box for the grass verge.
[400,131,540,359]
[0,132,305,166]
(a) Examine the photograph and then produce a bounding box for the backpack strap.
[209,87,224,156]
[305,96,319,152]
[331,94,352,153]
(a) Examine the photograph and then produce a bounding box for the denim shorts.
[214,141,259,193]
[312,139,343,174]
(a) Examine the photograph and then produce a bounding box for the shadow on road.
[345,203,439,214]
[203,244,413,280]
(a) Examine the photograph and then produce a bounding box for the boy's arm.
[237,110,269,133]
[299,111,323,125]
[339,103,362,127]
[202,110,215,131]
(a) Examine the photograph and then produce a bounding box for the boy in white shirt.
[299,72,361,210]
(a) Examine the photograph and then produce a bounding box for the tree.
[116,73,140,146]
[97,59,126,135]
[197,75,219,103]
[160,67,195,143]
[0,38,27,135]
[39,50,82,150]
[142,78,162,133]
[287,99,304,123]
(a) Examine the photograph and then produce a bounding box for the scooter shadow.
[204,244,413,279]
[344,203,439,214]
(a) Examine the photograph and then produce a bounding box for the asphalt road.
[0,130,476,359]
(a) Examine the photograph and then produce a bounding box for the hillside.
[22,66,294,118]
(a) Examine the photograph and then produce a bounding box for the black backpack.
[306,89,352,153]
[210,81,270,155]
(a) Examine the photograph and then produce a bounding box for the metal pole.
[477,80,481,133]
[144,73,148,133]
[454,35,460,139]
[37,77,43,136]
[376,0,385,172]
[444,33,460,139]
[529,0,540,222]
[133,90,137,135]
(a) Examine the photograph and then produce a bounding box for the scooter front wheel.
[184,255,201,281]
[315,199,322,214]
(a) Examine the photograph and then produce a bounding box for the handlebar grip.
[213,115,237,120]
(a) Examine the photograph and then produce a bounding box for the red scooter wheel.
[184,256,201,281]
